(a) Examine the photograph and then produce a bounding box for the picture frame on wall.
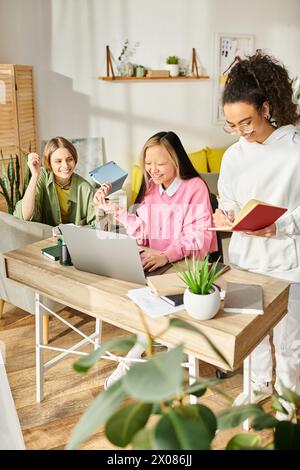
[213,33,255,124]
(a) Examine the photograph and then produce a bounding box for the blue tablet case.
[89,161,128,195]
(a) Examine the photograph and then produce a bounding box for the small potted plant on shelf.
[177,254,224,320]
[166,55,179,77]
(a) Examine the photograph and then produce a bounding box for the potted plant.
[0,149,31,214]
[67,318,300,450]
[166,55,179,77]
[177,255,224,320]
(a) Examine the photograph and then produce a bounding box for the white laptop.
[58,224,171,284]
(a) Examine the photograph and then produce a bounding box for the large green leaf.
[66,379,127,450]
[185,377,220,397]
[279,382,300,407]
[154,404,217,450]
[252,412,278,430]
[123,345,184,402]
[132,428,155,450]
[217,404,264,430]
[169,318,231,369]
[73,335,137,372]
[226,433,262,450]
[105,402,152,447]
[274,421,300,450]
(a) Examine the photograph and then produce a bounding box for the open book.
[89,161,128,195]
[208,199,287,232]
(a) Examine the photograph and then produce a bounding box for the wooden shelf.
[99,75,209,81]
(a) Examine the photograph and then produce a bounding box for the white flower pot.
[183,285,220,320]
[166,64,179,77]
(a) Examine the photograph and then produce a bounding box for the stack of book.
[146,70,170,78]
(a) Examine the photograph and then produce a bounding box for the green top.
[14,168,96,226]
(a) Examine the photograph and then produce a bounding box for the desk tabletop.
[4,238,289,370]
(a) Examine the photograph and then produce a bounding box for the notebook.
[207,199,287,232]
[147,263,230,297]
[224,282,264,315]
[41,245,60,261]
[89,161,128,195]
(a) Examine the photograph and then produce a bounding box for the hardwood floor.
[0,302,274,450]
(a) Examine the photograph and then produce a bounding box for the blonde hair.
[140,134,180,190]
[43,137,78,171]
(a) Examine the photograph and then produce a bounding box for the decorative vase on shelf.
[116,60,126,77]
[135,65,145,78]
[166,56,179,77]
[166,63,179,77]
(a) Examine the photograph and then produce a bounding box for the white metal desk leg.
[188,354,200,405]
[94,318,102,350]
[242,354,252,431]
[35,293,44,402]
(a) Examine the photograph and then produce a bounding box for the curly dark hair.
[222,50,299,127]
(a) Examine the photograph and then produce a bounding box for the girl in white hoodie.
[214,51,300,418]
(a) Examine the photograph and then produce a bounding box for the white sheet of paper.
[127,287,184,319]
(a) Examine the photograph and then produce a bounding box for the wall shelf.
[98,75,209,81]
[101,45,208,81]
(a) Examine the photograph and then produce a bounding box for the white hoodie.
[218,125,300,281]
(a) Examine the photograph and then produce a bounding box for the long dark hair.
[223,50,299,127]
[135,131,200,203]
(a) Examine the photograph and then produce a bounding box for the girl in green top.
[14,137,95,226]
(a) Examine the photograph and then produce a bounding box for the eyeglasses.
[223,121,254,135]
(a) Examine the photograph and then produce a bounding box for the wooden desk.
[4,238,289,403]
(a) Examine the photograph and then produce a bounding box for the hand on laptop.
[140,247,169,272]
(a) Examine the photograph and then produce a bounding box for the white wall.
[0,0,300,173]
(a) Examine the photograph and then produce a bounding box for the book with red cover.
[207,199,287,232]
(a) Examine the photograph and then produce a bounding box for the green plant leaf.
[73,335,137,372]
[154,404,217,450]
[15,154,21,203]
[274,421,300,450]
[185,377,219,397]
[66,380,127,450]
[22,156,31,196]
[169,318,231,369]
[225,433,262,450]
[132,428,155,450]
[176,255,225,295]
[252,412,278,430]
[272,394,286,412]
[217,404,264,430]
[105,402,152,447]
[7,155,15,208]
[123,345,184,402]
[279,381,300,407]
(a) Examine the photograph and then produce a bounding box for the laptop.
[58,224,171,284]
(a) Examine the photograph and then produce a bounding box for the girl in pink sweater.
[93,131,217,388]
[94,131,217,271]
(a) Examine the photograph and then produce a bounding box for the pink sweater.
[118,177,217,262]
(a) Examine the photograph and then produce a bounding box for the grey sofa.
[0,211,64,341]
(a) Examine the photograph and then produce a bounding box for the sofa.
[0,211,64,342]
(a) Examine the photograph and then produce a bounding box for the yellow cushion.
[130,164,143,205]
[206,147,226,173]
[187,148,208,174]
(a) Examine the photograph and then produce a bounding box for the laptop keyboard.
[144,263,172,277]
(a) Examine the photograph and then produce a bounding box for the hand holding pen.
[213,198,235,227]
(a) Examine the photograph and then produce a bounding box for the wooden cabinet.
[0,64,37,211]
